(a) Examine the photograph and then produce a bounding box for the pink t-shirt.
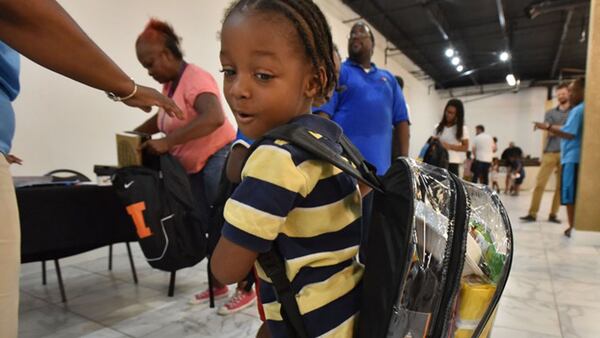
[158,63,235,173]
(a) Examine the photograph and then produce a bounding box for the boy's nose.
[230,77,251,100]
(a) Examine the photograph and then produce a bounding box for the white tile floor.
[18,191,600,338]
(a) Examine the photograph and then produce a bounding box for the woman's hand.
[141,138,171,155]
[124,85,184,120]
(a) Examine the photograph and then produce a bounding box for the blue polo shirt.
[0,41,20,155]
[313,60,409,175]
[561,102,584,164]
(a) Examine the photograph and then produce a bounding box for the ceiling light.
[499,51,510,62]
[451,56,460,65]
[456,65,464,72]
[506,74,517,86]
[445,48,455,58]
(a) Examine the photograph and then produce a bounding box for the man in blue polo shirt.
[534,78,585,238]
[315,22,410,174]
[314,22,410,258]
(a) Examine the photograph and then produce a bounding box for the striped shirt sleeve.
[222,143,307,252]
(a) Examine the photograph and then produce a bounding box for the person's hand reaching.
[124,85,183,120]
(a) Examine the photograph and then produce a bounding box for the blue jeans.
[189,143,230,228]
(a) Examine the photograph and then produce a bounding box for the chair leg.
[207,262,215,308]
[54,259,67,303]
[108,244,113,271]
[168,271,176,297]
[42,261,47,285]
[125,242,138,284]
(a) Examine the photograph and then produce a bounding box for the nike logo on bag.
[124,181,134,189]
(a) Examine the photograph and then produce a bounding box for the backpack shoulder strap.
[258,250,309,338]
[261,123,382,192]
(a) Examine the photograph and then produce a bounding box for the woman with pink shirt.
[134,19,235,230]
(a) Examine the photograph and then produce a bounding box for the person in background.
[509,153,525,196]
[490,157,501,193]
[433,99,469,176]
[313,21,410,259]
[463,151,473,181]
[471,124,495,185]
[190,131,258,315]
[133,19,236,228]
[0,1,182,336]
[534,78,585,237]
[521,83,570,223]
[501,141,523,194]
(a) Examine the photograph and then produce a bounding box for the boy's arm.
[212,237,258,285]
[226,145,249,184]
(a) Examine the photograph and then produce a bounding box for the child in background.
[190,131,257,316]
[463,151,473,181]
[490,157,500,193]
[211,1,363,337]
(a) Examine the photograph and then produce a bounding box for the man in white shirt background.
[471,124,496,185]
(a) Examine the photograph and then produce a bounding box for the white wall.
[458,87,549,159]
[9,0,546,179]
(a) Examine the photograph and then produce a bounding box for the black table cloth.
[17,184,137,263]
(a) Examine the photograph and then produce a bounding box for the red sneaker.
[217,288,256,315]
[189,286,229,305]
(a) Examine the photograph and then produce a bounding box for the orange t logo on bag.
[126,202,152,239]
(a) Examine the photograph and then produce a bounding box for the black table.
[17,184,139,301]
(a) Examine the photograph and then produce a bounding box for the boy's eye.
[255,73,274,81]
[220,68,236,77]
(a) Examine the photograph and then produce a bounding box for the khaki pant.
[528,152,561,218]
[0,155,20,337]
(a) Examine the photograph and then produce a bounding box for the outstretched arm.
[0,0,182,118]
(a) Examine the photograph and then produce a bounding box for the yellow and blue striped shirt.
[222,115,363,337]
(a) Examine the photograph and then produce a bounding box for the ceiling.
[341,0,590,89]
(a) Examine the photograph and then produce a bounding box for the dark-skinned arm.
[443,139,470,152]
[164,93,225,146]
[0,0,182,118]
[211,237,258,285]
[134,114,160,135]
[392,121,410,158]
[534,122,574,140]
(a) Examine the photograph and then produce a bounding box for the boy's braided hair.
[138,19,184,60]
[224,0,337,102]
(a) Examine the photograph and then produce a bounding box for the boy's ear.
[305,65,327,100]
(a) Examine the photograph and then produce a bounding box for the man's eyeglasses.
[349,31,371,40]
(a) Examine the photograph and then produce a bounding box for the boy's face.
[220,11,317,140]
